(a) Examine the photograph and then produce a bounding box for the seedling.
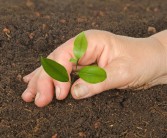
[41,32,107,84]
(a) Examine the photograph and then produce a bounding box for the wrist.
[151,30,167,75]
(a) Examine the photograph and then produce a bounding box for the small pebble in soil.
[43,15,51,19]
[154,7,159,12]
[52,133,57,138]
[3,27,10,34]
[99,11,105,16]
[42,24,49,31]
[3,27,11,39]
[109,124,114,128]
[77,16,87,23]
[34,11,41,17]
[91,22,99,28]
[59,19,66,24]
[147,26,157,34]
[16,74,22,82]
[78,132,86,137]
[94,121,101,129]
[123,4,131,11]
[26,0,35,8]
[68,103,72,106]
[28,32,35,40]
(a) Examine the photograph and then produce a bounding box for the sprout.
[41,32,107,84]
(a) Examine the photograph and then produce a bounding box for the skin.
[22,30,167,107]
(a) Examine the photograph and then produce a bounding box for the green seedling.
[41,32,107,84]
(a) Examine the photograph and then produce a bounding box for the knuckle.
[51,46,69,59]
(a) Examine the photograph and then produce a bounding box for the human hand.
[22,30,167,107]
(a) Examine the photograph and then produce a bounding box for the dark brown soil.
[0,0,167,137]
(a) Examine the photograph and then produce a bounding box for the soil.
[0,0,167,138]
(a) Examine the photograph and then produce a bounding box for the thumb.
[71,62,131,99]
[70,66,109,99]
[71,59,133,99]
[71,78,107,99]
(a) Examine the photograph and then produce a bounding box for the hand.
[22,30,167,107]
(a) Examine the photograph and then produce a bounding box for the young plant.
[41,32,107,84]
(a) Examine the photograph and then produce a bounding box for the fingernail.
[22,89,31,96]
[23,76,29,82]
[22,88,28,95]
[35,92,40,101]
[55,86,61,99]
[74,84,88,98]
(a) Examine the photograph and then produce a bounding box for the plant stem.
[69,72,78,89]
[76,59,79,71]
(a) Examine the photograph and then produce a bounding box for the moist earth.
[0,0,167,138]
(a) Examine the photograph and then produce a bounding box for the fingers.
[48,45,73,100]
[53,81,71,100]
[22,68,41,102]
[76,30,110,66]
[22,39,74,106]
[22,39,74,107]
[22,69,55,107]
[34,71,54,107]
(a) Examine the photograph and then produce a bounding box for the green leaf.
[69,58,78,64]
[41,57,69,82]
[74,32,88,60]
[78,66,107,83]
